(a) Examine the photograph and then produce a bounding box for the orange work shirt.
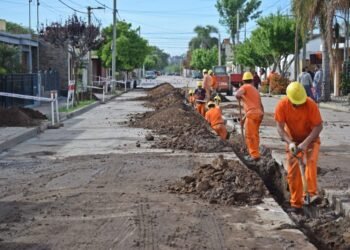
[239,84,263,115]
[211,76,218,89]
[274,97,322,143]
[205,106,224,126]
[203,74,212,92]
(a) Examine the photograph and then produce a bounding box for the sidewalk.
[0,92,120,154]
[259,96,350,217]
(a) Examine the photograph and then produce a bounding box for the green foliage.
[0,43,20,75]
[190,47,218,70]
[164,64,181,74]
[98,21,149,72]
[144,46,169,70]
[0,19,32,34]
[235,13,301,75]
[215,0,262,43]
[189,25,219,50]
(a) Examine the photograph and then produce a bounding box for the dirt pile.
[0,107,47,127]
[169,155,268,206]
[130,83,232,152]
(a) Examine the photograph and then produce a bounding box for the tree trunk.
[73,63,80,105]
[322,37,331,102]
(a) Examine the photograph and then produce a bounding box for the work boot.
[286,207,304,215]
[310,195,322,205]
[243,155,261,165]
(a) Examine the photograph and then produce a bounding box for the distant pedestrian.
[253,71,261,90]
[313,65,323,103]
[298,67,315,100]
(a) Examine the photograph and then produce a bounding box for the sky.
[1,0,291,56]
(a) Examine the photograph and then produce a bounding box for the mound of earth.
[169,155,268,206]
[144,88,185,110]
[131,103,231,152]
[130,84,232,152]
[0,107,47,127]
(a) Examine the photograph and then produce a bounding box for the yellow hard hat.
[207,101,215,108]
[202,69,208,73]
[197,81,203,87]
[188,89,194,95]
[286,81,307,105]
[214,95,221,102]
[242,71,253,81]
[208,69,213,75]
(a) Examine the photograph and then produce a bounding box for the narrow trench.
[229,136,349,250]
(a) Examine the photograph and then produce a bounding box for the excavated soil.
[131,82,350,249]
[0,107,47,127]
[229,133,350,250]
[169,155,268,206]
[130,84,232,153]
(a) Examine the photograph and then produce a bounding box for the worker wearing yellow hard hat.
[235,71,264,163]
[274,81,323,212]
[194,81,206,116]
[205,101,227,140]
[214,94,221,106]
[202,68,211,101]
[188,89,195,107]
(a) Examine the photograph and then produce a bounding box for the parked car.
[145,71,157,79]
[192,70,202,79]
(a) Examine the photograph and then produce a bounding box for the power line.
[57,0,87,14]
[94,0,113,10]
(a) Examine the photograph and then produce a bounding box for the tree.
[0,19,33,34]
[216,0,262,44]
[0,43,20,75]
[42,14,101,101]
[190,47,218,70]
[98,21,149,73]
[234,13,301,76]
[189,25,219,50]
[144,46,169,70]
[292,0,350,101]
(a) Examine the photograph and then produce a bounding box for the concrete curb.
[0,91,126,154]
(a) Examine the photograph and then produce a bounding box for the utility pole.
[87,6,104,91]
[112,0,117,92]
[28,0,33,73]
[36,0,40,100]
[36,0,39,73]
[218,32,221,66]
[236,10,240,45]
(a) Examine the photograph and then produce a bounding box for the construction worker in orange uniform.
[202,69,212,101]
[188,89,195,107]
[205,101,227,140]
[194,81,206,117]
[235,71,264,163]
[209,70,218,96]
[275,82,323,213]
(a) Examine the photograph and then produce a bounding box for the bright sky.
[1,0,290,56]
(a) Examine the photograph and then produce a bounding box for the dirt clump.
[169,155,268,206]
[130,84,232,152]
[0,107,47,127]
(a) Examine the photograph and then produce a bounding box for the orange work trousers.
[212,124,227,140]
[244,113,263,159]
[286,141,320,208]
[196,103,206,117]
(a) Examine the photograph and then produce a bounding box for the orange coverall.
[205,106,227,140]
[188,95,195,107]
[203,74,212,100]
[238,84,264,159]
[275,97,322,208]
[211,75,218,92]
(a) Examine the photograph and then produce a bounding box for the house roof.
[0,31,38,47]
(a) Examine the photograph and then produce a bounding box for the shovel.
[296,153,311,205]
[238,99,245,148]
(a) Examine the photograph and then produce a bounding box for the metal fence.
[0,74,37,107]
[0,71,60,108]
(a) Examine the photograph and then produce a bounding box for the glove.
[289,143,297,155]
